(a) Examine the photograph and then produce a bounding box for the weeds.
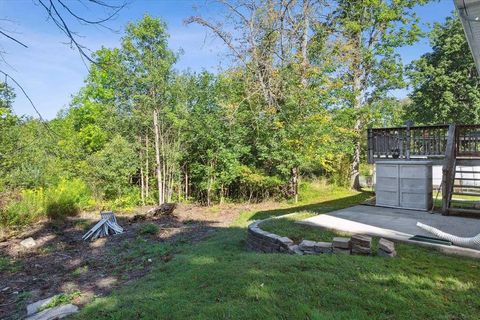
[39,291,81,312]
[138,223,159,235]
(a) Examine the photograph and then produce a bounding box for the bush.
[0,178,92,227]
[139,223,159,235]
[108,188,142,211]
[1,189,44,226]
[45,179,90,219]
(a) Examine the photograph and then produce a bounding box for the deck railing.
[456,125,480,157]
[367,124,480,163]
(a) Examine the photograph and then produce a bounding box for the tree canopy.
[407,14,480,124]
[2,3,477,227]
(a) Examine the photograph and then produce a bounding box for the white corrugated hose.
[416,222,480,249]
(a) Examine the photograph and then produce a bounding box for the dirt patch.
[0,202,254,320]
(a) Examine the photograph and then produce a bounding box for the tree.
[0,82,18,189]
[120,15,177,205]
[329,0,427,189]
[188,0,337,201]
[87,135,137,200]
[407,14,480,124]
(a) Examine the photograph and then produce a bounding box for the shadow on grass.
[0,213,219,320]
[73,224,480,320]
[249,191,373,221]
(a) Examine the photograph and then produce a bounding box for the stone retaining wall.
[246,220,295,253]
[246,215,396,258]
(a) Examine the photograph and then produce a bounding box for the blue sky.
[0,0,455,119]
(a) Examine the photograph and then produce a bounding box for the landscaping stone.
[288,245,304,255]
[27,297,55,316]
[351,245,371,255]
[378,238,395,253]
[299,240,316,251]
[333,237,350,249]
[20,237,36,249]
[314,242,333,253]
[351,234,372,248]
[25,304,78,320]
[378,249,397,258]
[333,247,350,254]
[278,237,294,247]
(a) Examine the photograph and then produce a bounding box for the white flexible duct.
[416,222,480,249]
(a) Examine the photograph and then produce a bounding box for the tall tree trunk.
[139,136,145,205]
[300,0,310,88]
[350,67,362,190]
[291,167,299,203]
[184,165,189,200]
[160,120,167,204]
[220,183,224,205]
[350,30,363,191]
[145,135,149,200]
[153,109,163,204]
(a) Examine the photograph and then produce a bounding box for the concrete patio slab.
[298,205,480,259]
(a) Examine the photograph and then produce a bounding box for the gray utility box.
[375,160,432,211]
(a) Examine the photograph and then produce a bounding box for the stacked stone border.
[246,213,396,257]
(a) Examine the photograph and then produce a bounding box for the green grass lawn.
[75,184,480,320]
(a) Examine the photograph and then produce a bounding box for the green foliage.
[238,166,283,201]
[1,9,477,229]
[87,135,137,200]
[0,256,22,273]
[39,291,81,312]
[1,189,45,226]
[407,14,480,124]
[0,179,91,226]
[138,223,159,235]
[45,179,91,219]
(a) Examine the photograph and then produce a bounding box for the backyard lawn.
[74,184,480,320]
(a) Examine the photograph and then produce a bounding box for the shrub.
[108,188,142,211]
[0,178,92,227]
[0,189,44,226]
[139,223,159,235]
[45,178,91,219]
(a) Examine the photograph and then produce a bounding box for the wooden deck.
[367,124,480,165]
[367,124,480,216]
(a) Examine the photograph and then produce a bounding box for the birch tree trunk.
[145,135,149,200]
[153,109,164,204]
[350,44,363,191]
[139,136,145,205]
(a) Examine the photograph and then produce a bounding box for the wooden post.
[405,121,412,160]
[367,128,374,163]
[442,124,456,215]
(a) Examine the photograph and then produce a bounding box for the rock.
[333,237,350,249]
[302,250,318,255]
[299,240,316,251]
[288,245,304,255]
[27,297,55,316]
[314,242,333,253]
[378,238,395,253]
[333,247,350,254]
[25,304,78,320]
[351,245,371,255]
[351,234,372,248]
[378,249,397,258]
[278,237,294,247]
[20,237,36,249]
